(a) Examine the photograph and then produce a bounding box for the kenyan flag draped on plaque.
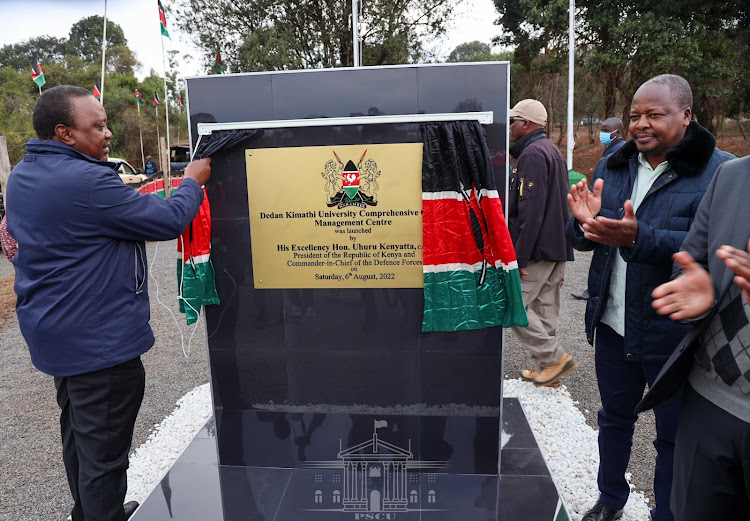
[421,121,527,332]
[177,187,219,324]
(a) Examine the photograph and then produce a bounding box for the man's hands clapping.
[568,178,638,248]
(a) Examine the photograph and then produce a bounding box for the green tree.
[0,67,36,164]
[67,15,128,63]
[494,0,749,136]
[0,36,68,71]
[448,41,494,62]
[171,0,456,72]
[105,46,140,76]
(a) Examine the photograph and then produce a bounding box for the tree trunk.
[738,119,748,140]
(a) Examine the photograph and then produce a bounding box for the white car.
[110,158,147,185]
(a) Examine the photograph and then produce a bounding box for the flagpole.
[155,105,161,171]
[100,0,108,105]
[352,0,360,67]
[38,85,42,96]
[567,0,575,170]
[137,101,145,169]
[160,35,171,175]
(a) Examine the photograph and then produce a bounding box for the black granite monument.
[131,63,570,521]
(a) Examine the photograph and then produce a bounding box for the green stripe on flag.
[177,259,220,325]
[422,266,527,332]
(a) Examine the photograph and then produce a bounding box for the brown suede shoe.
[519,368,539,382]
[520,369,560,388]
[531,353,578,386]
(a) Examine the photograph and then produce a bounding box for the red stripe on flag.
[422,198,484,267]
[478,195,518,269]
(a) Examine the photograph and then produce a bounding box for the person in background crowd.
[600,118,626,158]
[507,98,577,388]
[6,85,211,521]
[571,117,627,301]
[144,154,157,176]
[647,155,750,520]
[566,74,733,521]
[0,215,17,262]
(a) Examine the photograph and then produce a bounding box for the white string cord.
[148,239,203,358]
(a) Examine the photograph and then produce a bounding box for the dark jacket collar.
[605,136,624,150]
[24,139,119,170]
[605,121,716,176]
[509,128,547,160]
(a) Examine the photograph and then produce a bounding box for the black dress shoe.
[581,500,623,521]
[571,289,590,300]
[123,501,139,520]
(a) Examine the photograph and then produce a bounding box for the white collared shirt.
[600,153,669,336]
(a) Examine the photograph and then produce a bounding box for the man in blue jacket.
[6,85,211,521]
[566,74,733,521]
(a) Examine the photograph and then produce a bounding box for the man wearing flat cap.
[507,99,576,387]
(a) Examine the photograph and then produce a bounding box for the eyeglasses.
[509,118,527,124]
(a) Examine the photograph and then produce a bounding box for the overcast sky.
[0,0,501,81]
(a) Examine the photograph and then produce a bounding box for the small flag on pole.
[153,91,160,106]
[213,53,223,74]
[158,0,170,39]
[93,80,101,99]
[135,88,145,105]
[178,96,182,107]
[374,420,388,430]
[31,60,46,87]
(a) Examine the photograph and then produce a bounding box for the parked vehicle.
[169,143,190,173]
[110,158,147,185]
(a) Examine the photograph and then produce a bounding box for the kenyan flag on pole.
[421,122,527,332]
[31,60,45,87]
[135,88,145,105]
[158,0,170,38]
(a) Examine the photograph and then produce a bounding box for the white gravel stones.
[126,379,652,520]
[125,383,213,504]
[504,379,652,521]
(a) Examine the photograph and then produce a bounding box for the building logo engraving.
[322,149,380,209]
[304,420,447,519]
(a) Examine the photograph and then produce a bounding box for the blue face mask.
[599,131,616,146]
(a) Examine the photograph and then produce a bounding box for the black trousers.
[671,384,750,520]
[595,324,680,521]
[54,357,145,521]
